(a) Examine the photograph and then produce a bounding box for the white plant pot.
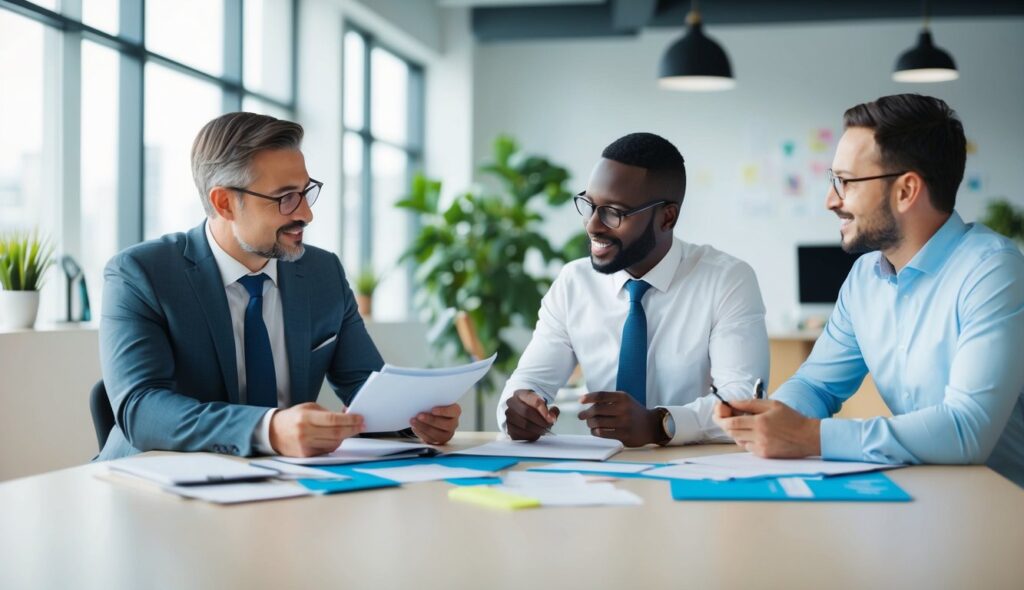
[0,290,41,330]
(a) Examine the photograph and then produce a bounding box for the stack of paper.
[648,452,901,481]
[273,438,439,466]
[347,354,497,432]
[106,455,313,505]
[454,434,624,461]
[109,455,278,486]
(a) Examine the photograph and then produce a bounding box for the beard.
[234,222,306,262]
[591,215,657,274]
[841,196,902,254]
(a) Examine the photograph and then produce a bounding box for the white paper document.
[529,461,657,474]
[353,464,496,483]
[496,472,642,507]
[642,463,737,481]
[273,438,438,466]
[672,452,899,480]
[347,354,497,432]
[166,482,311,504]
[454,434,624,461]
[108,455,277,486]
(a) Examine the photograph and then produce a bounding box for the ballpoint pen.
[754,378,765,400]
[708,384,737,411]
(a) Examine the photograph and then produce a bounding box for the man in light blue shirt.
[714,94,1024,487]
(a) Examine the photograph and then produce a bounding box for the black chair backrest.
[89,380,115,452]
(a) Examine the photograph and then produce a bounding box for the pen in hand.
[709,384,753,416]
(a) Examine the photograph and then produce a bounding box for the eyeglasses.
[573,194,670,229]
[827,169,907,200]
[229,178,322,214]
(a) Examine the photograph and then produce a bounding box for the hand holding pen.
[708,379,765,416]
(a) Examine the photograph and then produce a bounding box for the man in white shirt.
[498,132,769,446]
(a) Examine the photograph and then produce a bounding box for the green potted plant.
[0,231,55,330]
[396,135,586,426]
[354,267,379,319]
[980,198,1024,248]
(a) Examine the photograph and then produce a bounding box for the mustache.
[835,212,853,220]
[278,221,307,234]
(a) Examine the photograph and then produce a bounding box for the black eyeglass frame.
[229,178,323,214]
[573,193,673,229]
[827,169,908,200]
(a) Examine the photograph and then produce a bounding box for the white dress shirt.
[497,237,769,444]
[205,222,289,454]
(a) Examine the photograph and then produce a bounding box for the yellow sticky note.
[448,486,540,510]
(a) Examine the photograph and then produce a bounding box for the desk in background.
[770,330,891,419]
[1,432,1021,590]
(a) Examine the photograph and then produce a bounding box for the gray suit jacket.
[97,222,384,460]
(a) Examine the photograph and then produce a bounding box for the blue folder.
[669,472,912,502]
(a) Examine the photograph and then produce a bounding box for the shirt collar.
[204,220,278,288]
[610,237,682,294]
[875,211,967,279]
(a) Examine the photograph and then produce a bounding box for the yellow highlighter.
[448,486,540,510]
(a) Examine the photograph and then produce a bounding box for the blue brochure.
[670,472,912,502]
[298,471,400,495]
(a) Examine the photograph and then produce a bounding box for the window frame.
[0,0,299,254]
[341,22,425,316]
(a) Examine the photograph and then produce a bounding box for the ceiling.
[461,0,1024,42]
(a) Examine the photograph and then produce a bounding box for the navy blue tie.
[238,274,277,408]
[616,279,652,405]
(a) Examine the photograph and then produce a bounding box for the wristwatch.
[654,407,675,446]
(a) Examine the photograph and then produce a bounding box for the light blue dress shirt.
[773,212,1024,487]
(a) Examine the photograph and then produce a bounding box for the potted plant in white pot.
[354,267,379,319]
[0,231,55,330]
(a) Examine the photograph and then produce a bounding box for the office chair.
[89,380,115,452]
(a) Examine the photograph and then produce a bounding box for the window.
[1,0,297,326]
[80,40,119,314]
[145,0,225,76]
[143,64,221,238]
[342,27,424,321]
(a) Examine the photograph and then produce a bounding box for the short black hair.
[843,94,965,214]
[601,132,687,204]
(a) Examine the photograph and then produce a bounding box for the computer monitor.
[797,245,862,304]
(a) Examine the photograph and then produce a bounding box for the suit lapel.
[279,261,311,403]
[183,223,240,403]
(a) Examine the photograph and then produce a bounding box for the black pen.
[708,384,737,411]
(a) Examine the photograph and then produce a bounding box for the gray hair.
[190,112,304,216]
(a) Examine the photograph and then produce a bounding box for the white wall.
[472,17,1024,331]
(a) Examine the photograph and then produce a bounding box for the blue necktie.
[616,279,652,405]
[238,274,277,408]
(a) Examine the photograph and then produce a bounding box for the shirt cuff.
[819,418,863,461]
[252,408,278,456]
[658,405,703,445]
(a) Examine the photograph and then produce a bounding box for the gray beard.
[233,225,305,262]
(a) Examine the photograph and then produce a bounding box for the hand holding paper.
[347,354,496,433]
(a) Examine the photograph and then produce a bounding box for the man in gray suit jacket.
[98,112,461,461]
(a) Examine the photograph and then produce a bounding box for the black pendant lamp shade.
[893,28,959,82]
[658,10,735,91]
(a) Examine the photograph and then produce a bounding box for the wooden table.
[2,433,1022,590]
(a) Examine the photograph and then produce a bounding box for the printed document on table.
[166,481,311,504]
[273,438,438,466]
[674,452,900,479]
[108,455,277,486]
[453,434,623,461]
[347,354,497,432]
[353,464,497,483]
